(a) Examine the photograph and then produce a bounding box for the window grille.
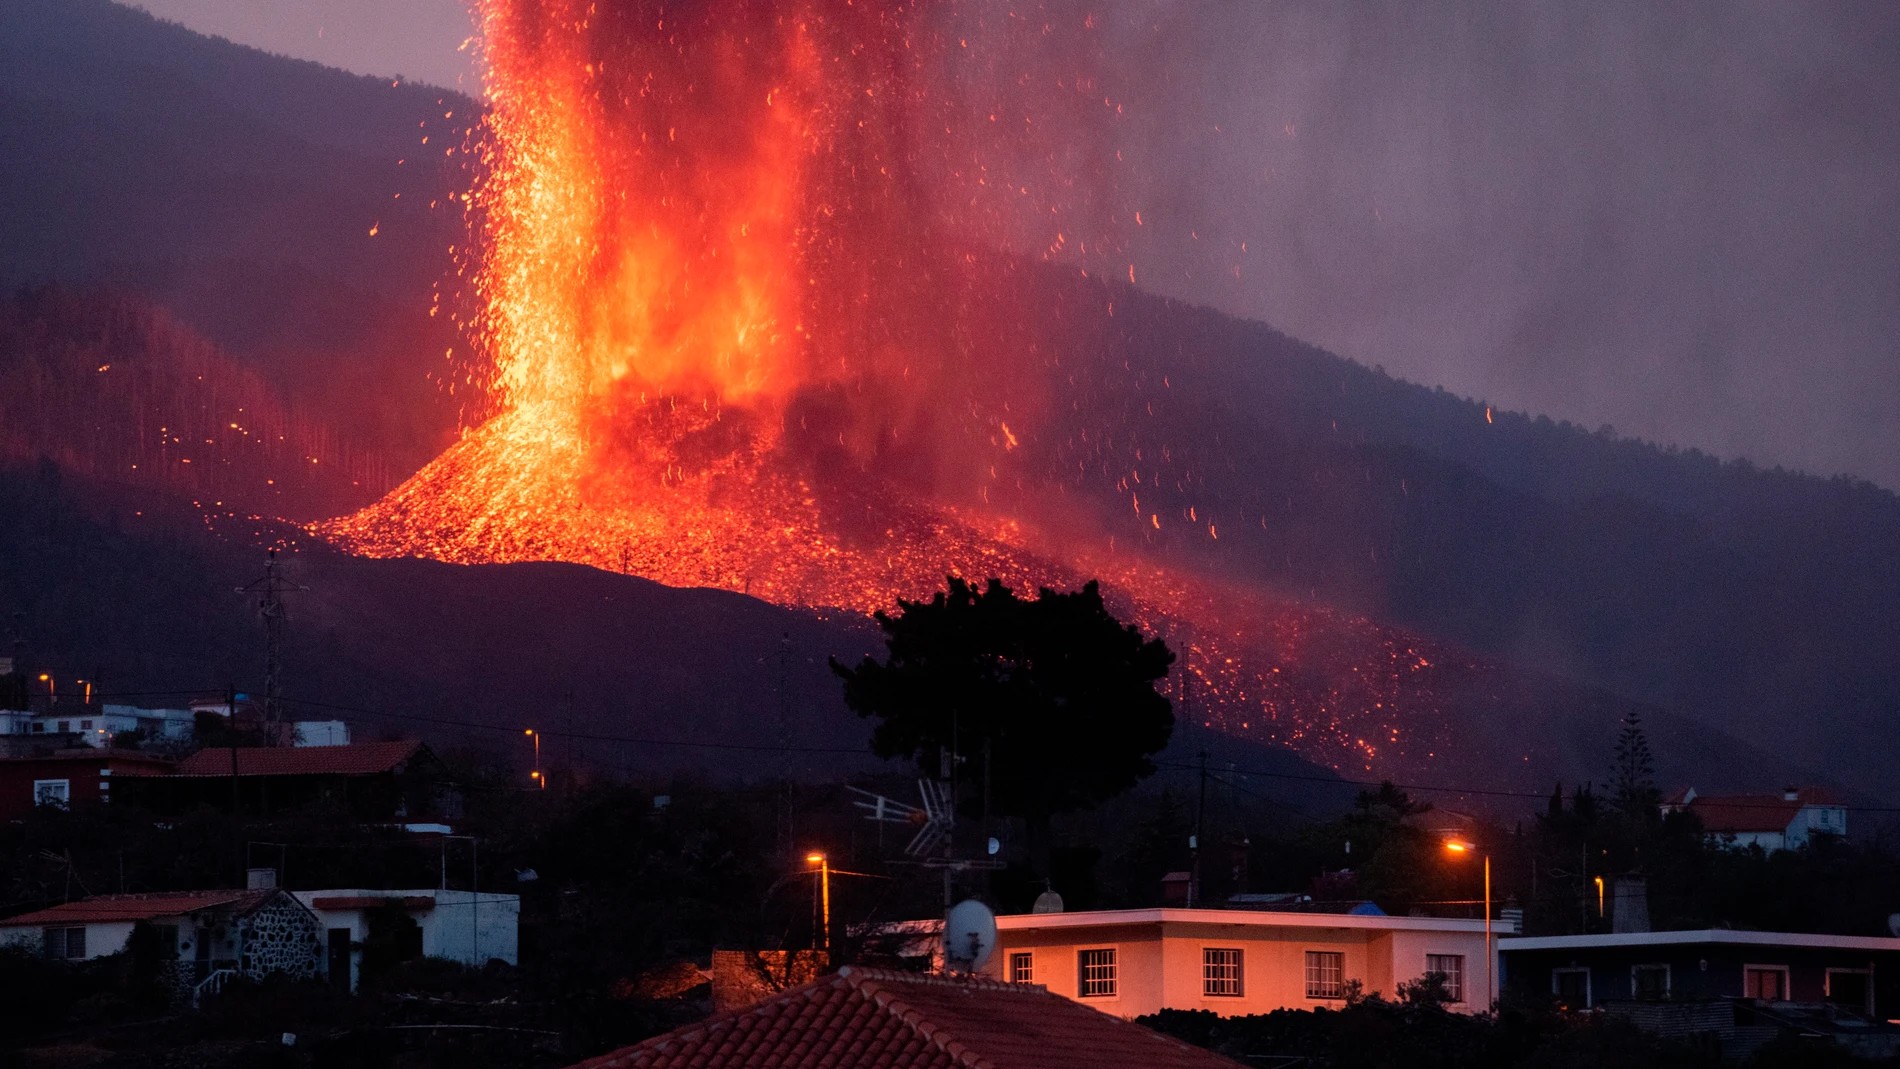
[1009,951,1033,984]
[1078,948,1117,997]
[1304,951,1344,999]
[1203,948,1243,996]
[1425,954,1465,1002]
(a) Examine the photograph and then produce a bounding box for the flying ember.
[319,0,1493,779]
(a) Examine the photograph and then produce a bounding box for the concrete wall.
[0,919,136,960]
[989,918,1493,1017]
[293,889,519,990]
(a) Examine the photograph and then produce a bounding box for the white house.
[978,907,1510,1016]
[0,889,323,999]
[291,888,520,991]
[1664,787,1847,851]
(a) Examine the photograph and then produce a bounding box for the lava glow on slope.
[321,0,1525,777]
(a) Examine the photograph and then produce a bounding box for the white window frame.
[43,925,86,958]
[1008,951,1033,984]
[1824,967,1874,1016]
[1203,947,1244,997]
[1743,964,1791,1001]
[1552,966,1591,1008]
[1077,947,1118,999]
[1630,963,1671,1000]
[1424,953,1466,1003]
[1304,949,1345,1000]
[33,779,71,809]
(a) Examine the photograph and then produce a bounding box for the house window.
[1304,950,1345,999]
[1078,948,1117,998]
[1009,951,1033,984]
[56,720,70,733]
[1425,954,1465,1003]
[1203,948,1243,997]
[1824,968,1873,1016]
[1552,967,1591,1009]
[33,779,70,809]
[1744,965,1790,1001]
[1632,964,1670,1000]
[43,926,86,958]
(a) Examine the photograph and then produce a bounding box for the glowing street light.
[524,728,544,789]
[805,851,831,954]
[1444,838,1494,1010]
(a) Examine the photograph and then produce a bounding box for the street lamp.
[523,728,543,789]
[805,852,830,954]
[1444,839,1493,1010]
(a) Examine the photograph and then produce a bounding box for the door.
[327,928,353,993]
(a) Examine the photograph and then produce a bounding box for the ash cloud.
[1079,1,1900,490]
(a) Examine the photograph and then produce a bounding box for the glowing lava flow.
[321,0,1538,780]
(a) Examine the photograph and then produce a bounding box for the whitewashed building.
[291,888,520,991]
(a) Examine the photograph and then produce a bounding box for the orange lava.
[319,0,1535,781]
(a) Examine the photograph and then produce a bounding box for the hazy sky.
[128,0,479,91]
[123,1,1900,490]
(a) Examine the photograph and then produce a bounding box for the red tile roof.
[1687,788,1843,834]
[172,740,425,778]
[570,966,1246,1069]
[0,889,273,927]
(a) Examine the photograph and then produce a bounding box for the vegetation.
[833,576,1175,868]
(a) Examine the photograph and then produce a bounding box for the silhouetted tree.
[832,577,1175,869]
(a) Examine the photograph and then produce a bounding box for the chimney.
[1611,875,1650,934]
[1782,786,1800,802]
[246,867,278,890]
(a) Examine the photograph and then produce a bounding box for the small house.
[1663,787,1847,851]
[0,888,323,999]
[291,888,520,991]
[980,907,1504,1016]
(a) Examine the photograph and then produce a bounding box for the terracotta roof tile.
[0,889,274,927]
[1688,788,1843,834]
[172,740,425,778]
[570,966,1246,1069]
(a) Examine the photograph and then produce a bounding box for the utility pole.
[1190,749,1207,908]
[238,549,303,742]
[777,632,793,865]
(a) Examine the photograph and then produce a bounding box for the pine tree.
[1610,713,1660,816]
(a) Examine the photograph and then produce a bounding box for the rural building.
[1663,787,1847,851]
[292,888,520,991]
[0,888,323,1001]
[0,748,175,819]
[1501,929,1900,1059]
[116,739,458,820]
[1500,928,1900,1015]
[566,965,1247,1069]
[979,907,1503,1016]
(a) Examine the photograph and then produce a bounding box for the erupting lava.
[322,0,1525,778]
[327,0,1119,610]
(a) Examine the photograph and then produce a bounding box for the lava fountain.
[322,0,1523,779]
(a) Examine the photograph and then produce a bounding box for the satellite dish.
[1032,890,1065,914]
[943,899,998,974]
[1887,914,1900,938]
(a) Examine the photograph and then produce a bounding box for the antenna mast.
[238,549,304,739]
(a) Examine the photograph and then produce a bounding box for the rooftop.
[1674,788,1844,834]
[0,889,275,927]
[172,739,425,778]
[994,907,1495,934]
[570,966,1244,1069]
[1502,929,1900,953]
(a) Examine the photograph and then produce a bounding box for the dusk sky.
[124,0,1900,490]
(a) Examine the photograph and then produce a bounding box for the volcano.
[4,0,1895,800]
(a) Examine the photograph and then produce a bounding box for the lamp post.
[1445,839,1493,1010]
[805,851,830,954]
[523,728,544,789]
